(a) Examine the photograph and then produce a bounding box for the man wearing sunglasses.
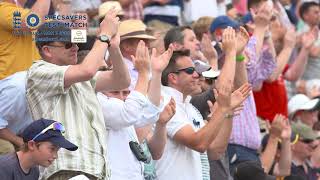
[26,9,130,180]
[0,118,77,180]
[155,27,250,180]
[290,121,320,180]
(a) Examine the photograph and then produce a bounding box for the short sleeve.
[27,61,69,98]
[166,106,189,138]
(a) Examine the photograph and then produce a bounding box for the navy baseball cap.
[241,13,253,25]
[22,118,78,151]
[209,15,240,33]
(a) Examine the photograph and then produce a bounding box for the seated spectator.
[0,118,77,179]
[290,121,320,180]
[288,94,320,128]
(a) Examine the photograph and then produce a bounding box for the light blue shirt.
[0,71,33,134]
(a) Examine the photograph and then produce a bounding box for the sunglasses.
[173,67,197,75]
[300,138,315,144]
[32,122,65,141]
[46,42,77,49]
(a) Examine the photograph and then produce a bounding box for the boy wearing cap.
[0,118,77,180]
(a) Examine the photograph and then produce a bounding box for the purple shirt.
[229,36,276,150]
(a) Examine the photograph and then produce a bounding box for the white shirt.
[0,71,33,134]
[97,91,162,180]
[154,86,205,180]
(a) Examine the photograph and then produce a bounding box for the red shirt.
[253,66,289,122]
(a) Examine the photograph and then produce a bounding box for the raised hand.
[221,27,237,54]
[230,83,252,109]
[251,1,273,29]
[201,33,218,61]
[236,26,250,55]
[157,98,176,125]
[280,119,292,141]
[283,28,297,49]
[270,114,286,138]
[302,27,319,50]
[99,7,120,38]
[131,41,150,74]
[151,44,174,73]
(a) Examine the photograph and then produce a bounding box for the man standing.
[0,0,51,79]
[26,9,130,180]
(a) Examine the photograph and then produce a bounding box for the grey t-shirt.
[0,153,39,180]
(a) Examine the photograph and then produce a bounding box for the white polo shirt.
[155,86,205,180]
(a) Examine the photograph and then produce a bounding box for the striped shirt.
[26,60,109,180]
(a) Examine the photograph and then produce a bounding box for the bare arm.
[285,28,318,81]
[251,2,273,56]
[147,98,176,160]
[64,9,130,90]
[234,27,250,89]
[148,46,173,106]
[267,29,296,82]
[0,128,23,148]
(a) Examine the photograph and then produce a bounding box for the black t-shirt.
[0,153,39,180]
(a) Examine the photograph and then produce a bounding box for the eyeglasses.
[32,122,65,141]
[46,42,77,49]
[173,67,197,75]
[300,138,315,144]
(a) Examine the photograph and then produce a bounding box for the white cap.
[193,60,220,79]
[288,94,320,118]
[202,69,220,78]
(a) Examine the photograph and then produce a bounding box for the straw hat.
[99,1,124,18]
[119,20,156,41]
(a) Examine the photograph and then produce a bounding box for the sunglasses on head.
[46,42,77,49]
[173,67,197,75]
[32,122,65,141]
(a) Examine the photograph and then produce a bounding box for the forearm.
[189,107,229,152]
[147,71,162,106]
[284,48,309,81]
[134,73,149,96]
[276,140,291,176]
[147,122,167,160]
[108,46,131,89]
[267,47,293,82]
[253,27,267,56]
[216,51,236,90]
[234,58,248,89]
[80,41,109,79]
[207,119,233,160]
[0,128,23,147]
[260,135,278,173]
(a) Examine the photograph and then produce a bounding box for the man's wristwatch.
[97,35,111,47]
